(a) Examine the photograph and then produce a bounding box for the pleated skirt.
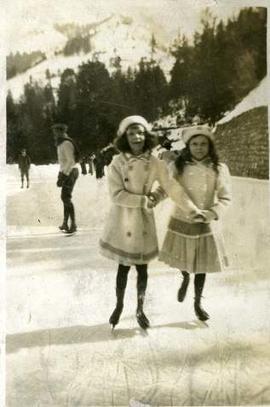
[159,217,228,274]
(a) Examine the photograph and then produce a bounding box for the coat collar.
[189,156,213,168]
[123,151,151,163]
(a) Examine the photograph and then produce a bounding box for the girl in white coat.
[100,116,202,329]
[159,126,232,321]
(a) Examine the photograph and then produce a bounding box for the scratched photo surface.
[5,1,270,406]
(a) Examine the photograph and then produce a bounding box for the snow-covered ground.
[6,165,270,406]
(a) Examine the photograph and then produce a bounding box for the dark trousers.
[61,168,79,225]
[20,170,29,184]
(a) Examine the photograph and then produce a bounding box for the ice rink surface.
[6,165,270,406]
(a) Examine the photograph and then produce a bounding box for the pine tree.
[57,69,77,126]
[169,34,195,118]
[134,58,168,121]
[74,60,113,151]
[6,91,20,162]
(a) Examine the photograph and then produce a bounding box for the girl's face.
[189,135,210,161]
[126,124,146,155]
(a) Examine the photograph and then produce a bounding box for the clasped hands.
[192,209,217,223]
[146,194,216,223]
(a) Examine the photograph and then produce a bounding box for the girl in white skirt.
[159,126,232,321]
[100,116,201,329]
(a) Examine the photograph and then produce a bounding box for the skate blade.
[110,324,117,333]
[65,229,78,236]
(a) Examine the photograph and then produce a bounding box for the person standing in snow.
[100,116,203,330]
[18,148,31,188]
[88,153,95,175]
[159,126,232,321]
[52,123,79,234]
[80,156,87,175]
[94,152,105,179]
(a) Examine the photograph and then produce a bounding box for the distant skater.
[159,126,232,321]
[18,148,31,188]
[52,123,79,234]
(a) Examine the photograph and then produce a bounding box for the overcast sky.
[5,0,268,52]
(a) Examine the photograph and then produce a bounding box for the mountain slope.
[7,14,174,100]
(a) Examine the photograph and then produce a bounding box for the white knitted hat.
[117,115,151,138]
[182,126,214,145]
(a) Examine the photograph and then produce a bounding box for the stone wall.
[215,106,269,179]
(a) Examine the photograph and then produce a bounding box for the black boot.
[194,273,209,321]
[109,265,130,329]
[136,293,150,330]
[67,224,77,234]
[177,271,190,302]
[109,288,125,328]
[67,203,77,233]
[59,223,69,232]
[194,297,209,321]
[59,205,69,232]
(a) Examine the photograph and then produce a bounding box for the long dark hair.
[115,131,157,153]
[175,136,220,175]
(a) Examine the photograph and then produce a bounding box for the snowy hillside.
[8,26,67,57]
[7,14,174,100]
[218,77,268,124]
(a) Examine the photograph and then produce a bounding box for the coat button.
[127,231,132,237]
[143,231,147,236]
[124,178,129,182]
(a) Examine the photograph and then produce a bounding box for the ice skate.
[136,310,150,330]
[66,224,77,234]
[59,223,69,232]
[109,286,126,329]
[109,305,123,329]
[194,298,209,321]
[136,292,150,330]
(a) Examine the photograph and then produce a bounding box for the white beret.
[182,126,214,145]
[117,115,151,137]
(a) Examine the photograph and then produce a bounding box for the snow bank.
[218,77,268,125]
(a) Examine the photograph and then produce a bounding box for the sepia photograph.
[3,0,270,405]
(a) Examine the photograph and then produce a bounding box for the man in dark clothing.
[94,152,105,179]
[88,153,95,175]
[18,149,31,188]
[52,123,79,234]
[80,156,87,175]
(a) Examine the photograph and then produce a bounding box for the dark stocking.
[135,264,150,329]
[109,264,130,327]
[194,273,209,321]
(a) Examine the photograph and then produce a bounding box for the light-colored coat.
[159,159,232,273]
[172,159,232,222]
[99,152,200,266]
